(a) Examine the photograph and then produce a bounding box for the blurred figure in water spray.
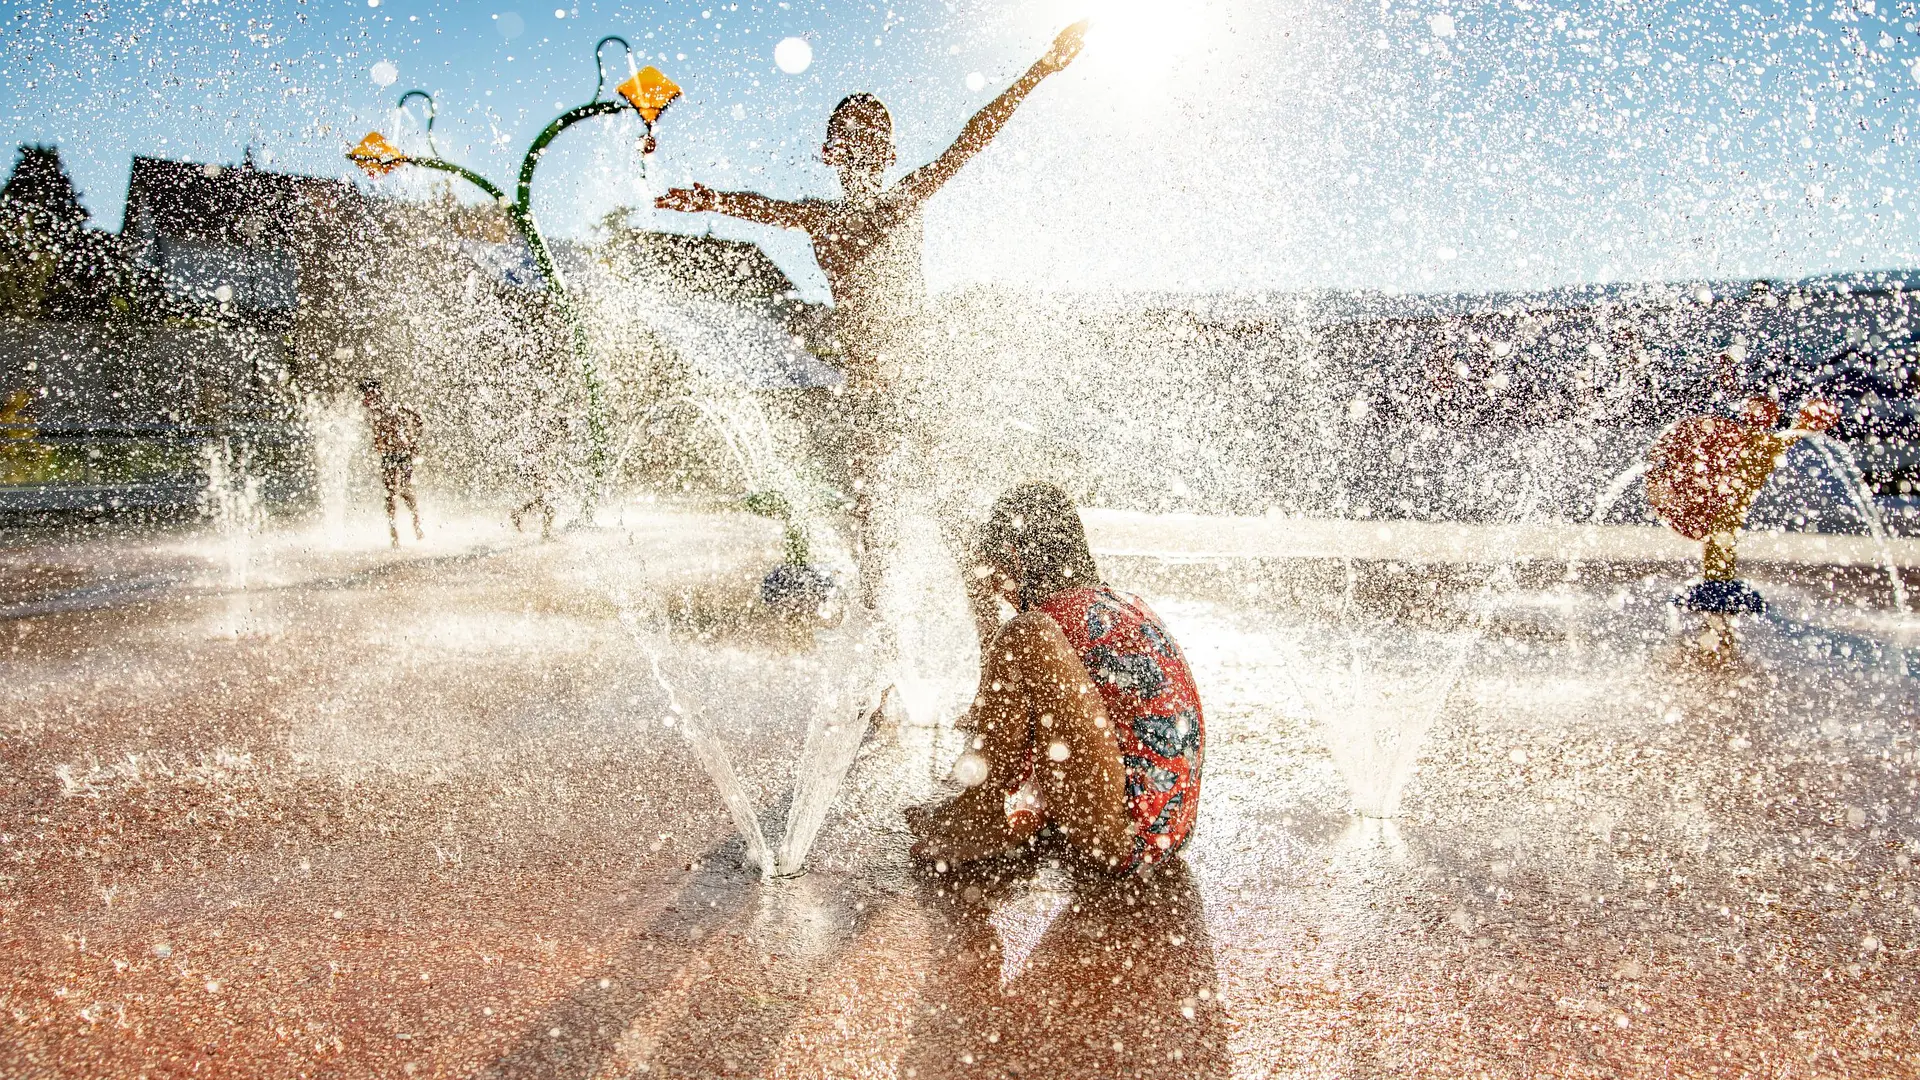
[656,20,1088,597]
[907,484,1206,872]
[359,379,426,548]
[511,412,564,541]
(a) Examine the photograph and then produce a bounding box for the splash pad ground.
[3,504,1917,1078]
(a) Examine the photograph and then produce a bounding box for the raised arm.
[896,20,1087,207]
[654,183,815,230]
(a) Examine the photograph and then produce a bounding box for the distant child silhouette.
[359,379,425,548]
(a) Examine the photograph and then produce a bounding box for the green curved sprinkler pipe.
[347,39,682,514]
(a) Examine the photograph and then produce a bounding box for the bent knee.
[1055,815,1135,870]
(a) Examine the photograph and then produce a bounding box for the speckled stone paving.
[2,510,1915,1078]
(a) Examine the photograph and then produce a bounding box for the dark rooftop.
[122,155,360,249]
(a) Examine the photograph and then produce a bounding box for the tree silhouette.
[0,145,88,229]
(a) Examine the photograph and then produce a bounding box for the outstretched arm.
[897,20,1087,207]
[654,183,815,230]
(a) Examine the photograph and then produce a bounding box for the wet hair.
[823,93,894,167]
[978,482,1101,610]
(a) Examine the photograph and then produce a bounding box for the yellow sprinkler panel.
[347,131,408,177]
[0,389,52,485]
[0,390,35,441]
[616,66,682,124]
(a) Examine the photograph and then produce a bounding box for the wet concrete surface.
[2,509,1916,1078]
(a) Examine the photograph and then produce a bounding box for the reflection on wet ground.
[1,509,1915,1077]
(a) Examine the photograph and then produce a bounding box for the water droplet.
[952,752,989,787]
[774,37,813,74]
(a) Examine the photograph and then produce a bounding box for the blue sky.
[2,0,1917,300]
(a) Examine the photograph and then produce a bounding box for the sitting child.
[908,483,1205,872]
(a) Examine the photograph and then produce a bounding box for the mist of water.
[1281,560,1482,819]
[1808,434,1911,614]
[200,438,265,638]
[613,591,777,877]
[771,610,887,877]
[302,392,364,547]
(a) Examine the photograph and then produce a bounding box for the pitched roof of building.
[611,229,799,306]
[122,156,360,248]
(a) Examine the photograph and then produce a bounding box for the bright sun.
[1076,0,1213,77]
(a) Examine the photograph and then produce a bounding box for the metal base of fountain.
[1676,578,1765,615]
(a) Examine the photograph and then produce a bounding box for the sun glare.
[1077,0,1214,78]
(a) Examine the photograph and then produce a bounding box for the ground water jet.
[598,396,897,878]
[609,587,887,879]
[1807,433,1910,613]
[769,610,889,877]
[611,588,777,877]
[1295,630,1476,820]
[200,438,265,638]
[1282,558,1482,820]
[302,391,363,547]
[872,488,979,730]
[1562,459,1649,583]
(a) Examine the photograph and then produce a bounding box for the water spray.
[346,39,684,517]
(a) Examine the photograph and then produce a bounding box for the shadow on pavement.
[900,849,1230,1080]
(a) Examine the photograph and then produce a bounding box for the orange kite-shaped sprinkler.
[346,131,407,178]
[616,66,681,125]
[616,66,681,154]
[1646,394,1839,614]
